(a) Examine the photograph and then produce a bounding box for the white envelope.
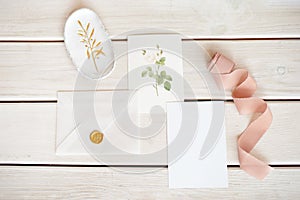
[56,91,141,155]
[56,90,171,165]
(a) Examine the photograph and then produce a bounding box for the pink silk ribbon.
[209,53,273,180]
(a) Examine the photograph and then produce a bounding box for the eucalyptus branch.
[141,45,173,96]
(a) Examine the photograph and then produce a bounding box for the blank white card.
[167,101,228,188]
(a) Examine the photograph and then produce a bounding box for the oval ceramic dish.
[64,8,115,79]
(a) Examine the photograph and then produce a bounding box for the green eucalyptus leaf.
[146,66,152,71]
[141,70,148,77]
[160,57,166,62]
[160,70,166,78]
[157,76,164,85]
[164,81,171,91]
[142,50,146,55]
[165,75,172,81]
[159,57,166,66]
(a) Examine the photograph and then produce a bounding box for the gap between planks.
[1,163,300,168]
[1,37,300,43]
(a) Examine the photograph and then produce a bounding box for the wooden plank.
[0,40,299,100]
[0,166,299,199]
[1,0,300,40]
[0,102,299,165]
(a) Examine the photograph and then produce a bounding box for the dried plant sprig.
[77,20,105,72]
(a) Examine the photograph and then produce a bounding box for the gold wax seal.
[90,130,104,144]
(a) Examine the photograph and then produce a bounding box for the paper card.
[167,101,228,188]
[127,34,184,145]
[128,34,184,112]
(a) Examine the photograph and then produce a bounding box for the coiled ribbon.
[209,53,273,180]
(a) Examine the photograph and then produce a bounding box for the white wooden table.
[0,0,299,199]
